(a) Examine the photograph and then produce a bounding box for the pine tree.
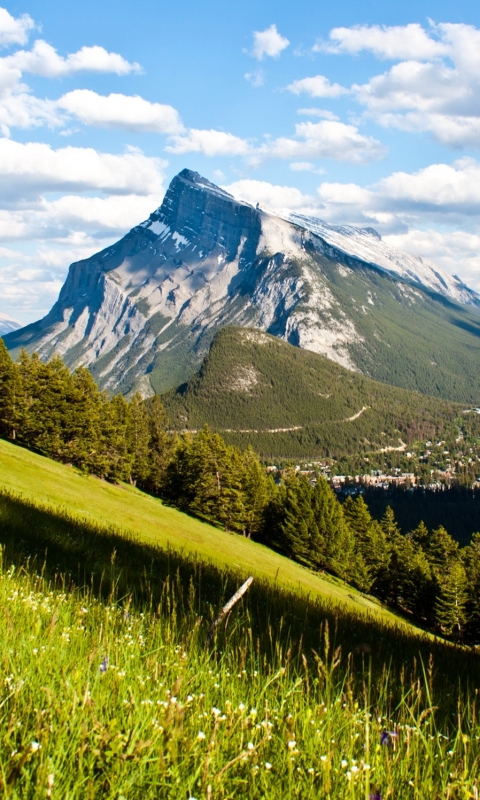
[435,560,468,639]
[0,338,22,440]
[423,525,459,579]
[312,478,356,579]
[241,446,272,538]
[63,366,103,470]
[274,475,316,564]
[126,394,151,486]
[145,395,172,494]
[460,532,480,641]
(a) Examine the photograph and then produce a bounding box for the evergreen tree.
[272,475,317,564]
[63,367,103,470]
[343,496,389,578]
[126,394,151,486]
[0,338,22,440]
[241,446,272,538]
[435,560,468,639]
[461,532,480,641]
[312,478,356,580]
[145,395,171,494]
[423,525,459,579]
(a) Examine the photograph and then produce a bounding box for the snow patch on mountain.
[0,312,21,336]
[287,212,480,307]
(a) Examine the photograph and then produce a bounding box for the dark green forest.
[162,327,480,459]
[1,338,480,643]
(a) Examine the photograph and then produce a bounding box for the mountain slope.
[162,327,477,459]
[0,312,21,335]
[0,436,409,624]
[5,168,480,401]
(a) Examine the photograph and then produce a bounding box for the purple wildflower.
[99,657,108,673]
[380,730,397,745]
[369,793,382,800]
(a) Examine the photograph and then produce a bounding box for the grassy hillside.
[161,327,478,460]
[2,553,480,799]
[0,437,408,624]
[3,443,480,796]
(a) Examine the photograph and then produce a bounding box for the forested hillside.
[1,338,479,643]
[162,327,480,459]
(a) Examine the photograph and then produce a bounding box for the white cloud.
[332,22,480,149]
[315,22,447,60]
[0,139,166,203]
[166,128,251,157]
[258,120,385,164]
[223,178,316,211]
[376,159,480,214]
[0,7,34,47]
[289,161,316,171]
[250,24,290,60]
[383,228,480,292]
[167,118,384,165]
[3,39,141,77]
[297,108,339,120]
[58,90,184,134]
[244,68,265,87]
[286,74,348,98]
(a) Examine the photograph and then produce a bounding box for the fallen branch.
[205,576,253,646]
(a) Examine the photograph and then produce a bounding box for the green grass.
[2,439,480,796]
[1,551,480,799]
[0,438,417,626]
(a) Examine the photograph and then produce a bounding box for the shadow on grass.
[0,486,478,715]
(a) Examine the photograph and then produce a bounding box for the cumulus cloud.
[166,128,251,157]
[0,140,167,203]
[258,120,385,164]
[0,7,34,47]
[286,74,348,98]
[223,178,316,211]
[315,22,447,60]
[58,90,184,134]
[250,24,290,60]
[319,21,480,149]
[3,39,141,77]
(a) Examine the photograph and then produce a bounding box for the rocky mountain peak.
[4,168,480,402]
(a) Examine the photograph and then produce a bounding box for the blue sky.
[2,0,480,322]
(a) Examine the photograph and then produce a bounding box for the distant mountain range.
[4,169,480,403]
[162,326,473,460]
[0,313,21,336]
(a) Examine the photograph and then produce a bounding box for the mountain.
[161,326,475,459]
[4,168,480,401]
[0,312,21,336]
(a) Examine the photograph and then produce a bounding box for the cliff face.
[5,168,480,400]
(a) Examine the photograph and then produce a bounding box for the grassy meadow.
[2,439,480,797]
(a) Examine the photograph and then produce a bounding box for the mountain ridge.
[4,168,480,401]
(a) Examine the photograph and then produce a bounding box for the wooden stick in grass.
[205,576,253,646]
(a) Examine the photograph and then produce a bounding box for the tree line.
[0,340,478,642]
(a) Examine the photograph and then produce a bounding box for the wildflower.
[341,759,348,767]
[369,793,382,800]
[247,742,254,751]
[265,762,272,770]
[288,741,297,749]
[31,741,41,752]
[197,731,206,740]
[380,730,397,745]
[99,657,108,674]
